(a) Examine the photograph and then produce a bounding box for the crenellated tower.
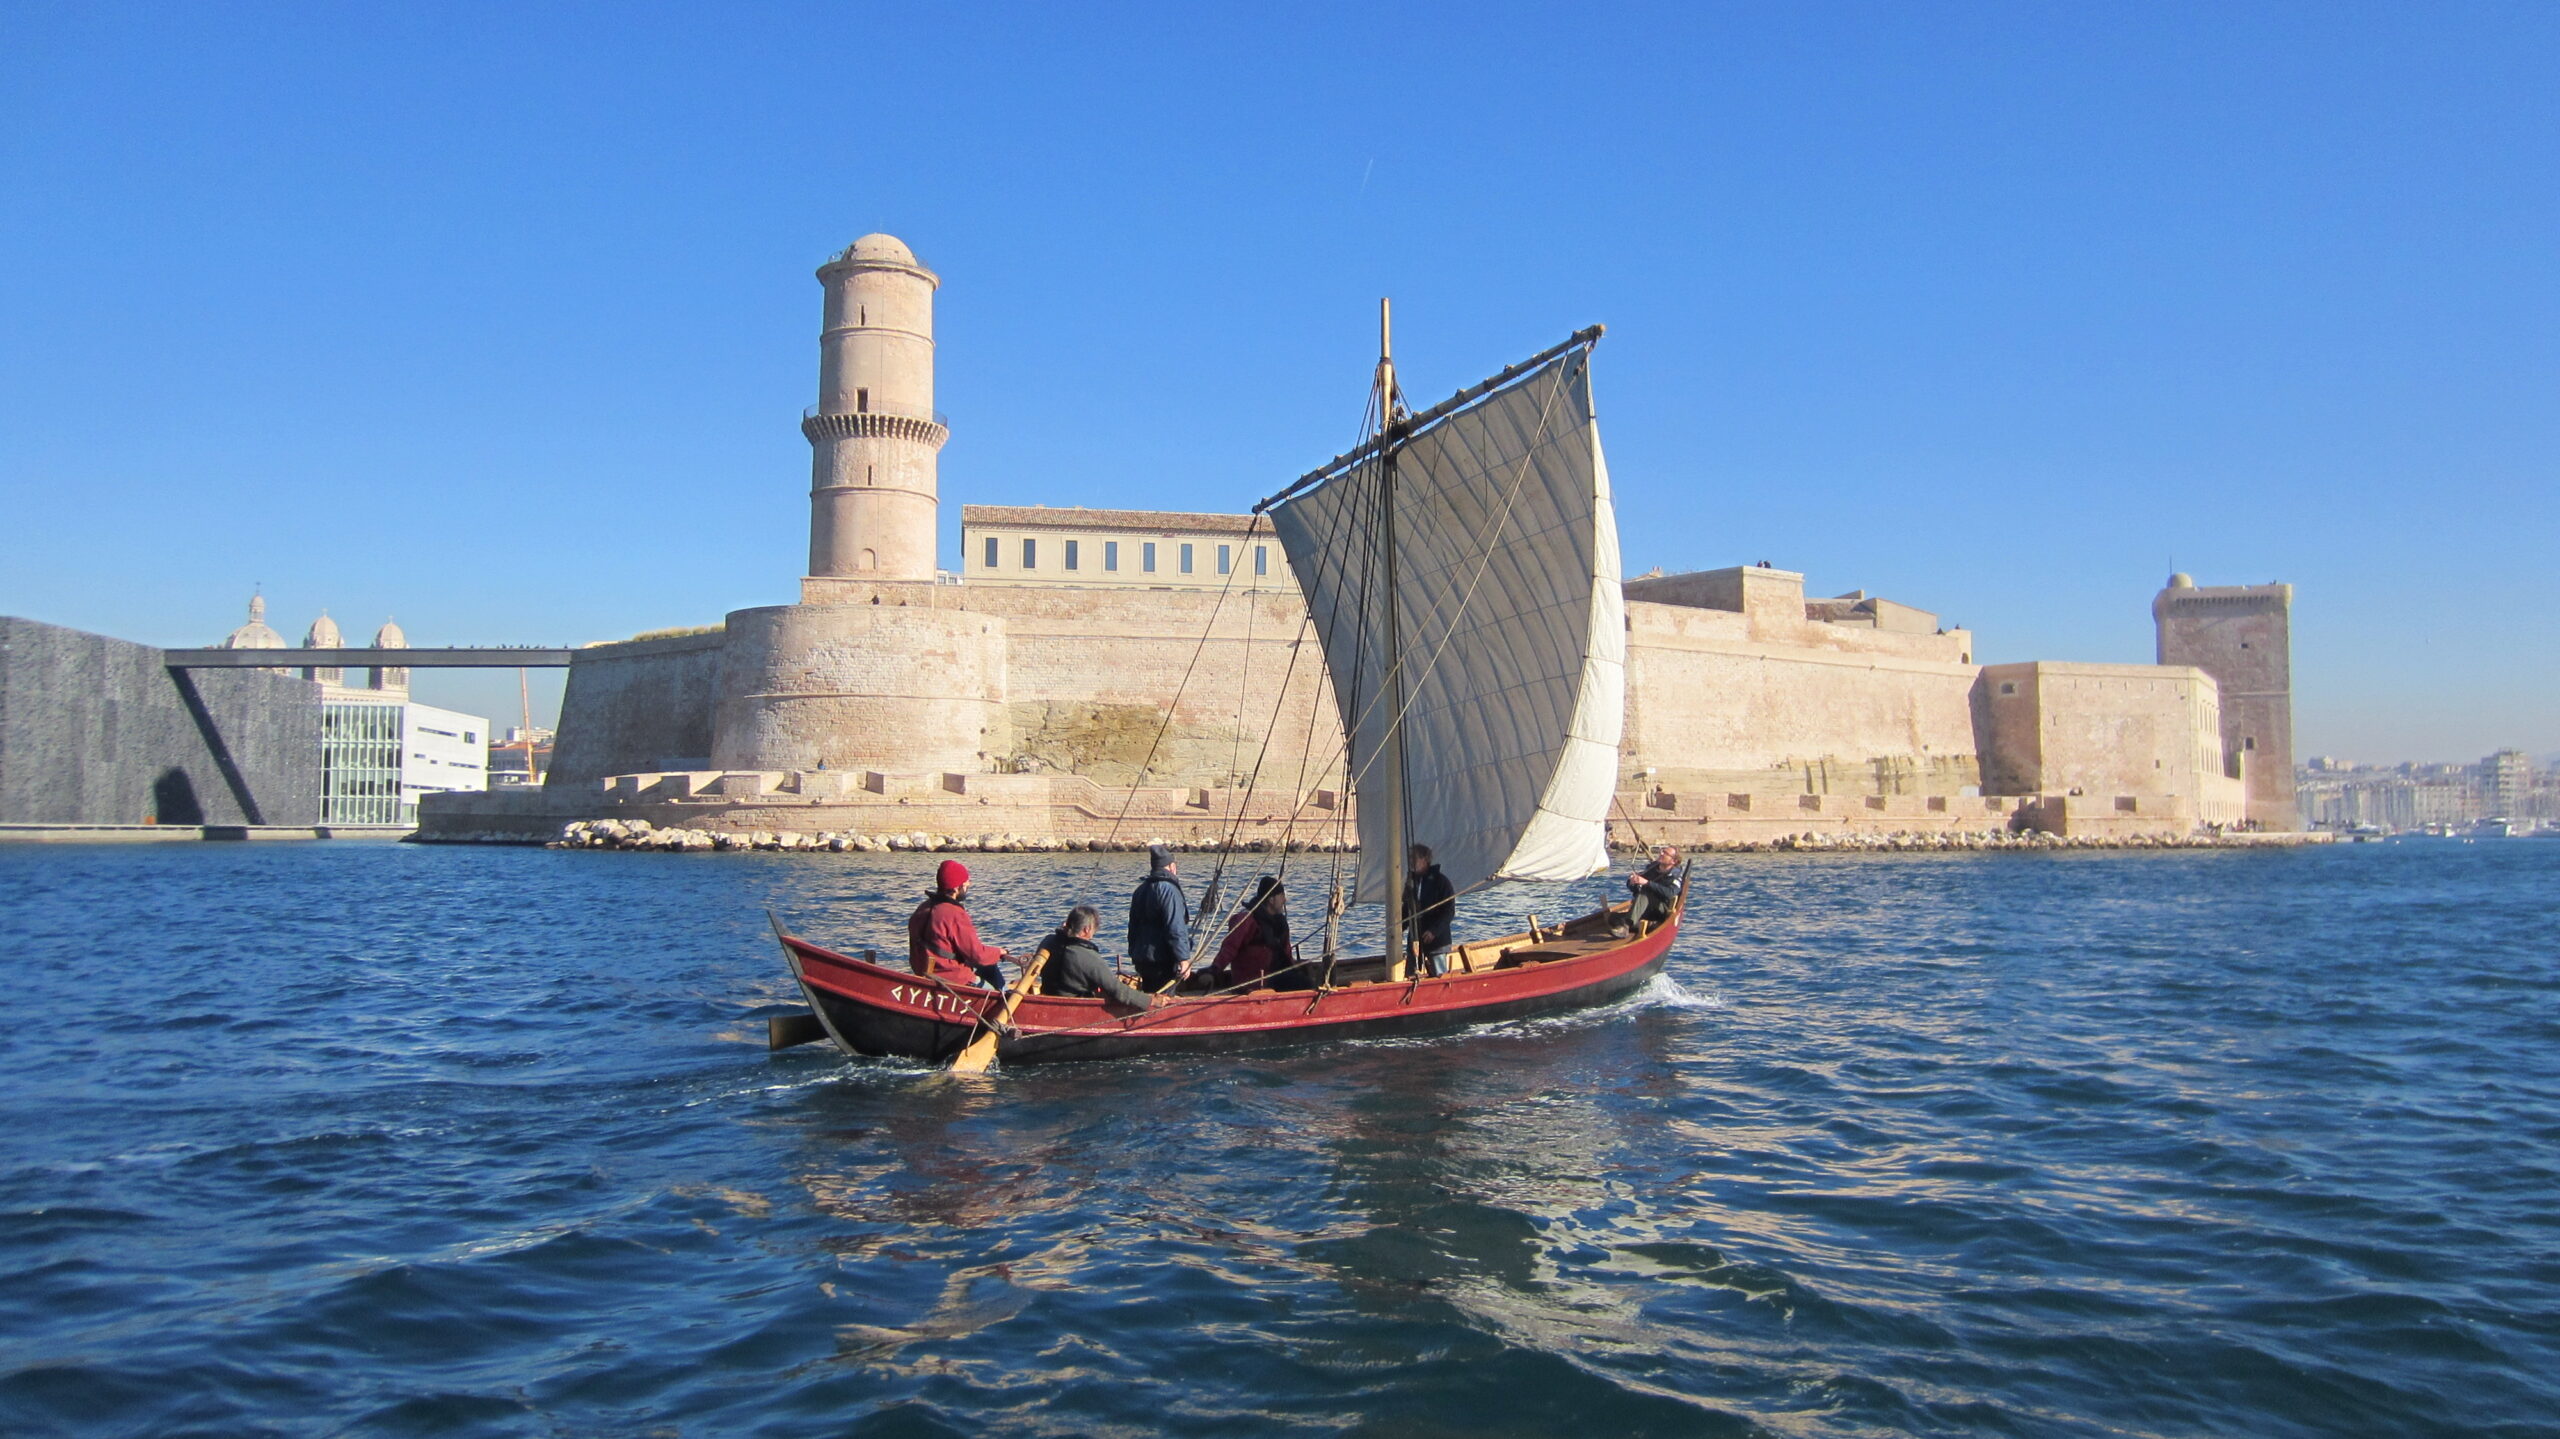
[804,234,947,580]
[2154,575,2295,829]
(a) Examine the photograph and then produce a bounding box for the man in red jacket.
[908,859,1008,988]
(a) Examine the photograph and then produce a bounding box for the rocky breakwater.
[544,820,2323,856]
[546,819,1359,854]
[1657,828,2329,853]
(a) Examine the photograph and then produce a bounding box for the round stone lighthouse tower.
[804,234,947,580]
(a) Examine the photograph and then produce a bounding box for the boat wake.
[1632,973,1723,1010]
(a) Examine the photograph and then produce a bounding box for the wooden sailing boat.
[771,310,1685,1066]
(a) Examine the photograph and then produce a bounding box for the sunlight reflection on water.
[1,840,2554,1436]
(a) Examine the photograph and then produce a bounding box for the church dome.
[219,593,286,650]
[372,617,408,648]
[304,611,342,648]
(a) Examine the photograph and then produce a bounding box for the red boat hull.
[778,915,1677,1067]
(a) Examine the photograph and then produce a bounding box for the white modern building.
[321,700,490,825]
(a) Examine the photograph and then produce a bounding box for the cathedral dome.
[304,611,342,648]
[219,593,286,650]
[372,618,408,648]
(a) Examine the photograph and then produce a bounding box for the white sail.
[1268,343,1623,903]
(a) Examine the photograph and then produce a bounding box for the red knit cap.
[937,859,970,891]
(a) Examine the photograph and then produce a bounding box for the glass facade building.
[321,701,406,825]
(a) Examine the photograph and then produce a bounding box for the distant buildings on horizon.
[2297,749,2554,832]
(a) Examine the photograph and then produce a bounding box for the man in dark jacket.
[1127,844,1192,991]
[1403,844,1456,977]
[1624,844,1684,931]
[1037,905,1159,1010]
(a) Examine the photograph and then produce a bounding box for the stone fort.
[424,234,2295,845]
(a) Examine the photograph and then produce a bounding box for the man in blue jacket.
[1127,844,1193,991]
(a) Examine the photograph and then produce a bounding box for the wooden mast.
[1376,298,1411,982]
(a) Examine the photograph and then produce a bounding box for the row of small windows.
[979,536,1270,577]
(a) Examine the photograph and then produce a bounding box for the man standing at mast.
[1127,845,1193,992]
[1404,844,1456,977]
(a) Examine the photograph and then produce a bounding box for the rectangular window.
[1142,542,1157,573]
[855,387,870,413]
[1022,538,1037,569]
[983,536,999,569]
[1217,544,1232,575]
[1179,543,1194,574]
[1253,545,1268,577]
[1064,540,1080,571]
[1103,541,1119,572]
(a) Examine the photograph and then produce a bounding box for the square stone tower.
[2154,575,2295,829]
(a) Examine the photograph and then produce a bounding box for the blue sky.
[2,2,2553,760]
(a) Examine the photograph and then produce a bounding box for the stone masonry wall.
[531,567,2248,838]
[793,578,1342,792]
[1621,599,1982,796]
[712,604,1008,774]
[545,630,728,786]
[1974,661,2245,827]
[0,616,321,826]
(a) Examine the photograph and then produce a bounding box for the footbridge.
[162,648,578,668]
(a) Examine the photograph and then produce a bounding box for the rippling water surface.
[3,839,2556,1436]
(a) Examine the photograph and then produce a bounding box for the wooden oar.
[948,945,1052,1074]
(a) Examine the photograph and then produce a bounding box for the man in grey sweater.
[1039,905,1160,1010]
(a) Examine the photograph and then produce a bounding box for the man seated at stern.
[1624,844,1684,931]
[1037,905,1163,1010]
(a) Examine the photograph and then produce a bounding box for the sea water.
[1,839,2554,1436]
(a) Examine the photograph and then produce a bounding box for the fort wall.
[546,630,726,785]
[1974,660,2246,828]
[711,601,1008,773]
[777,577,1338,789]
[1622,597,1980,795]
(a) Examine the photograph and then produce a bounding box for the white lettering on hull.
[885,983,979,1017]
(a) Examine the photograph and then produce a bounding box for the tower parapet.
[806,233,946,581]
